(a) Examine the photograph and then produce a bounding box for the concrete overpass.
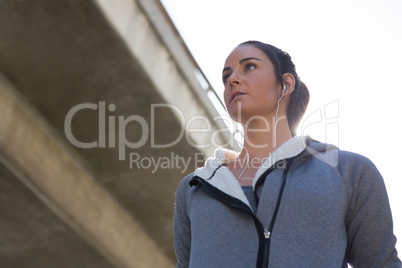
[0,0,231,267]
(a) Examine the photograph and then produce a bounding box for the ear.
[282,73,296,96]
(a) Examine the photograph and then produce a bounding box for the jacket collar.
[193,136,307,209]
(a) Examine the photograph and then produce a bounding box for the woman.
[173,41,401,267]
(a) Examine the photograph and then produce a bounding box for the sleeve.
[343,154,401,267]
[173,176,192,268]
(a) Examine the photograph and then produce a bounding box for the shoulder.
[304,137,382,182]
[338,150,378,171]
[175,172,196,199]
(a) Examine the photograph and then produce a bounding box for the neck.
[238,116,293,161]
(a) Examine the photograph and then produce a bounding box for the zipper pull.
[264,228,270,239]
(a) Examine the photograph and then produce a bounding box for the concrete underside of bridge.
[0,0,230,267]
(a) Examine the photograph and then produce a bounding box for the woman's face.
[223,45,282,123]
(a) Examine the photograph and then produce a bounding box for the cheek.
[223,86,231,106]
[256,77,278,99]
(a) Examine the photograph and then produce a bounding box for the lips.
[230,90,246,103]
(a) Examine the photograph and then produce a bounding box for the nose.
[228,73,240,86]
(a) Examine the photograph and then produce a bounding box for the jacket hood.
[302,137,339,167]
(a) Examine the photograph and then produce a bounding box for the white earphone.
[235,83,288,180]
[271,84,287,155]
[282,84,287,95]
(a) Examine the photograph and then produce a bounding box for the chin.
[227,108,249,124]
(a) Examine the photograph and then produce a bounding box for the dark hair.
[239,40,310,136]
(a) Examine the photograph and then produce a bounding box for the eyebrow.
[222,57,262,73]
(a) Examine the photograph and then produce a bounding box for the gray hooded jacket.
[173,136,401,267]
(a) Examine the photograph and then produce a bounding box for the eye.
[245,63,257,71]
[222,73,230,84]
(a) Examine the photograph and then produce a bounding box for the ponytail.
[287,81,309,136]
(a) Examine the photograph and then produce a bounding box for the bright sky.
[161,0,402,255]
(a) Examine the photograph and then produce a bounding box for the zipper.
[189,157,295,268]
[264,229,270,238]
[261,229,271,268]
[261,157,295,267]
